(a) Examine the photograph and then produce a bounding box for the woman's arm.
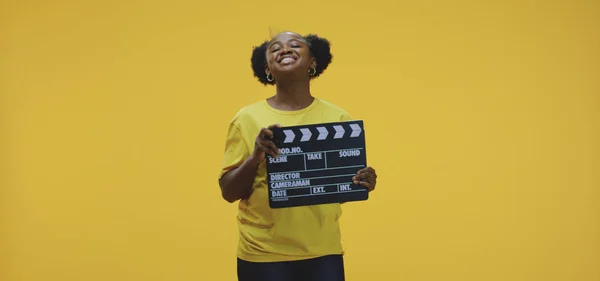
[218,124,282,203]
[218,156,261,203]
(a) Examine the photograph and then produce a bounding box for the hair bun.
[304,34,333,77]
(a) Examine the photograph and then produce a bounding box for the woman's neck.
[269,79,314,111]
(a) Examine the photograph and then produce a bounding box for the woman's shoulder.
[238,99,265,113]
[316,98,347,111]
[315,98,353,119]
[228,99,266,123]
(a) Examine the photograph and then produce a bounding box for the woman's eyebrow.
[268,38,306,48]
[268,41,281,48]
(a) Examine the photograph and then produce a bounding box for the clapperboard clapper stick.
[265,120,368,208]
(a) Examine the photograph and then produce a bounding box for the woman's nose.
[280,46,292,54]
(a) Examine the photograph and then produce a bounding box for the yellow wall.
[1,0,598,280]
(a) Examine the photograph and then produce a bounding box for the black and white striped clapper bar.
[265,120,368,208]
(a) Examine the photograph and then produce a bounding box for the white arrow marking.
[349,124,362,137]
[317,127,328,140]
[283,129,295,143]
[300,128,312,142]
[333,125,345,139]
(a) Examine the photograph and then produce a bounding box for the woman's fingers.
[256,140,278,158]
[256,124,283,159]
[357,180,375,191]
[353,166,377,191]
[352,174,375,191]
[358,167,376,177]
[259,127,274,140]
[260,124,282,139]
[263,139,280,158]
[267,124,282,130]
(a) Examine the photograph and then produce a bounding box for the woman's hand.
[353,166,377,192]
[248,124,282,165]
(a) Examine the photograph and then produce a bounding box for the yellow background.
[1,0,598,280]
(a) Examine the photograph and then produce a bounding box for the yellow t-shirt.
[218,97,354,262]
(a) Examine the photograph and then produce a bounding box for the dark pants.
[237,254,345,281]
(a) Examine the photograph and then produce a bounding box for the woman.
[218,31,378,281]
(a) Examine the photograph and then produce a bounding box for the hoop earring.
[266,73,274,82]
[308,67,316,76]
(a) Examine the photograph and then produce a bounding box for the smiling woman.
[217,31,378,281]
[250,32,333,86]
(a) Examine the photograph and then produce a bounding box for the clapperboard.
[265,120,368,208]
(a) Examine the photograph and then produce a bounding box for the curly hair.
[250,34,333,85]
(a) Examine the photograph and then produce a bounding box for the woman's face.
[265,32,315,80]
